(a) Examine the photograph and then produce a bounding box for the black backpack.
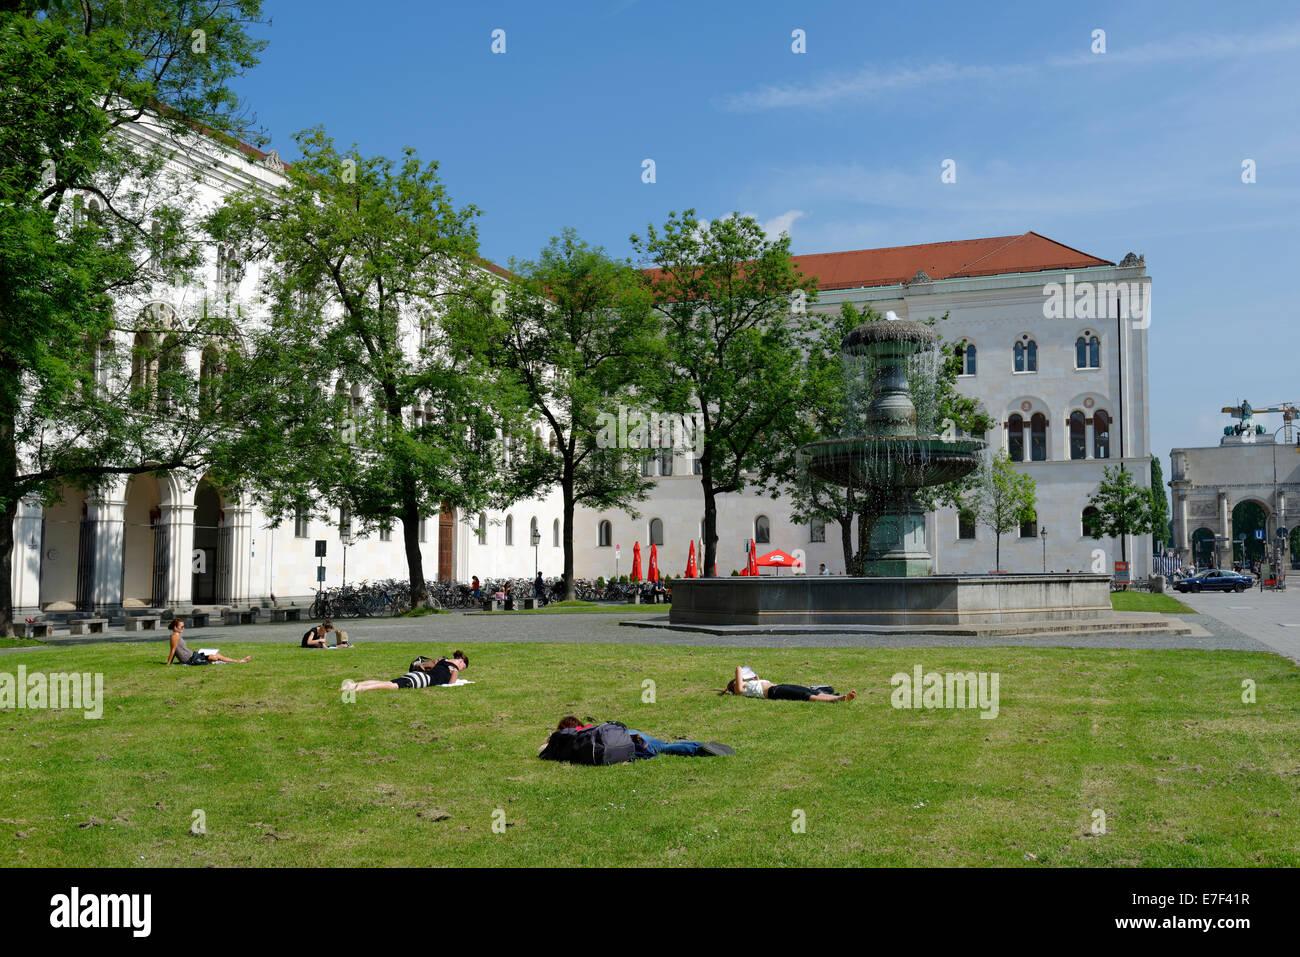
[539,722,636,765]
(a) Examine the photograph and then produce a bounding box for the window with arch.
[755,515,771,544]
[1069,410,1086,460]
[1093,410,1111,458]
[1076,334,1101,369]
[958,509,976,540]
[294,508,309,539]
[1082,506,1101,537]
[956,342,976,376]
[529,516,538,545]
[552,518,560,548]
[1014,338,1038,373]
[477,513,487,543]
[598,520,612,547]
[1007,414,1025,462]
[649,518,664,546]
[505,514,514,546]
[1030,413,1047,461]
[810,521,825,543]
[199,343,222,409]
[130,331,158,395]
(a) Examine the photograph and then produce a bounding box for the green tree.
[207,128,502,607]
[631,210,820,577]
[0,0,267,635]
[451,229,661,600]
[1149,453,1169,554]
[968,450,1037,572]
[1084,465,1154,561]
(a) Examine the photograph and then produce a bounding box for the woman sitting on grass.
[303,620,349,648]
[342,650,468,693]
[165,619,251,666]
[723,665,855,703]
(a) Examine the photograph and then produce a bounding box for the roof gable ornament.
[262,149,284,174]
[907,269,932,285]
[1118,251,1145,267]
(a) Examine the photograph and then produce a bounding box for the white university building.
[9,121,1154,618]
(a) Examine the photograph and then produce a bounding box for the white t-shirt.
[742,679,767,698]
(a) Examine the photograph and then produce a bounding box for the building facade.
[9,122,1155,617]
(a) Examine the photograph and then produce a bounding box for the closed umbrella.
[648,543,659,582]
[631,541,642,581]
[747,540,758,576]
[685,540,698,578]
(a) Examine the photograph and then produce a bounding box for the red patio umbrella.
[648,543,659,582]
[631,541,642,581]
[746,540,759,576]
[756,548,798,575]
[685,541,698,578]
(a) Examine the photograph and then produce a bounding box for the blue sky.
[231,0,1300,474]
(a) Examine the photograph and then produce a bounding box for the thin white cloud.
[722,22,1300,111]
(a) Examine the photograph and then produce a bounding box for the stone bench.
[124,616,161,632]
[522,598,538,610]
[481,599,502,612]
[68,618,108,635]
[19,621,52,639]
[271,607,303,622]
[223,608,259,626]
[180,612,210,628]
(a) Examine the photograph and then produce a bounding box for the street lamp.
[531,526,541,580]
[341,530,356,591]
[1040,524,1048,573]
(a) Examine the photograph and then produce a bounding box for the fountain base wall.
[668,575,1112,626]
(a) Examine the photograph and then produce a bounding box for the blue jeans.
[627,731,705,758]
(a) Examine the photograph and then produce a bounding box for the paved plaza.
[2,599,1287,656]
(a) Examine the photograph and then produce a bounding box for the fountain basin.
[668,575,1113,627]
[803,435,985,490]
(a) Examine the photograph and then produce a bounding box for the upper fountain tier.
[842,318,937,356]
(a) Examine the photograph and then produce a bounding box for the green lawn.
[1110,592,1197,614]
[2,640,1298,867]
[0,637,45,649]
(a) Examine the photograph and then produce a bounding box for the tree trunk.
[702,480,719,577]
[995,531,1001,573]
[839,515,854,574]
[399,481,427,607]
[0,498,16,638]
[561,462,576,601]
[851,505,882,577]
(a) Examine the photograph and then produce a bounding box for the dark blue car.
[1175,569,1253,593]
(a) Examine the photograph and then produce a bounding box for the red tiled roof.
[791,231,1112,291]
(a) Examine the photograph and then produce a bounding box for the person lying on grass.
[723,665,855,703]
[165,619,251,665]
[341,651,468,692]
[539,715,735,758]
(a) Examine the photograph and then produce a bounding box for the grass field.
[2,640,1298,867]
[1109,592,1197,614]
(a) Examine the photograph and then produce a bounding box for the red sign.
[1114,560,1130,582]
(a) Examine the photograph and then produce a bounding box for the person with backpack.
[303,620,349,648]
[538,715,734,763]
[341,650,468,693]
[723,665,856,703]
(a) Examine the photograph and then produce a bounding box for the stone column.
[1177,493,1189,553]
[1218,490,1229,567]
[226,504,254,604]
[158,501,195,610]
[11,496,44,616]
[1085,418,1095,459]
[88,492,127,612]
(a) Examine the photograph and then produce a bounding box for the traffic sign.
[1255,530,1266,540]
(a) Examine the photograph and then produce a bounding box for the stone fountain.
[662,316,1117,631]
[800,317,984,576]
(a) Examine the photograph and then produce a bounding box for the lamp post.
[342,530,356,591]
[531,526,541,580]
[1040,524,1048,573]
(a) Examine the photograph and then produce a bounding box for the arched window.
[1014,338,1037,372]
[1076,334,1101,369]
[1076,336,1088,369]
[598,520,612,547]
[529,516,538,545]
[130,331,158,394]
[958,509,976,540]
[552,518,559,548]
[1007,414,1025,462]
[505,514,514,546]
[1093,410,1110,459]
[477,513,487,542]
[755,515,771,544]
[1082,506,1101,537]
[199,343,221,408]
[649,518,664,546]
[1089,336,1100,368]
[1069,410,1086,460]
[956,342,976,376]
[1030,413,1047,461]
